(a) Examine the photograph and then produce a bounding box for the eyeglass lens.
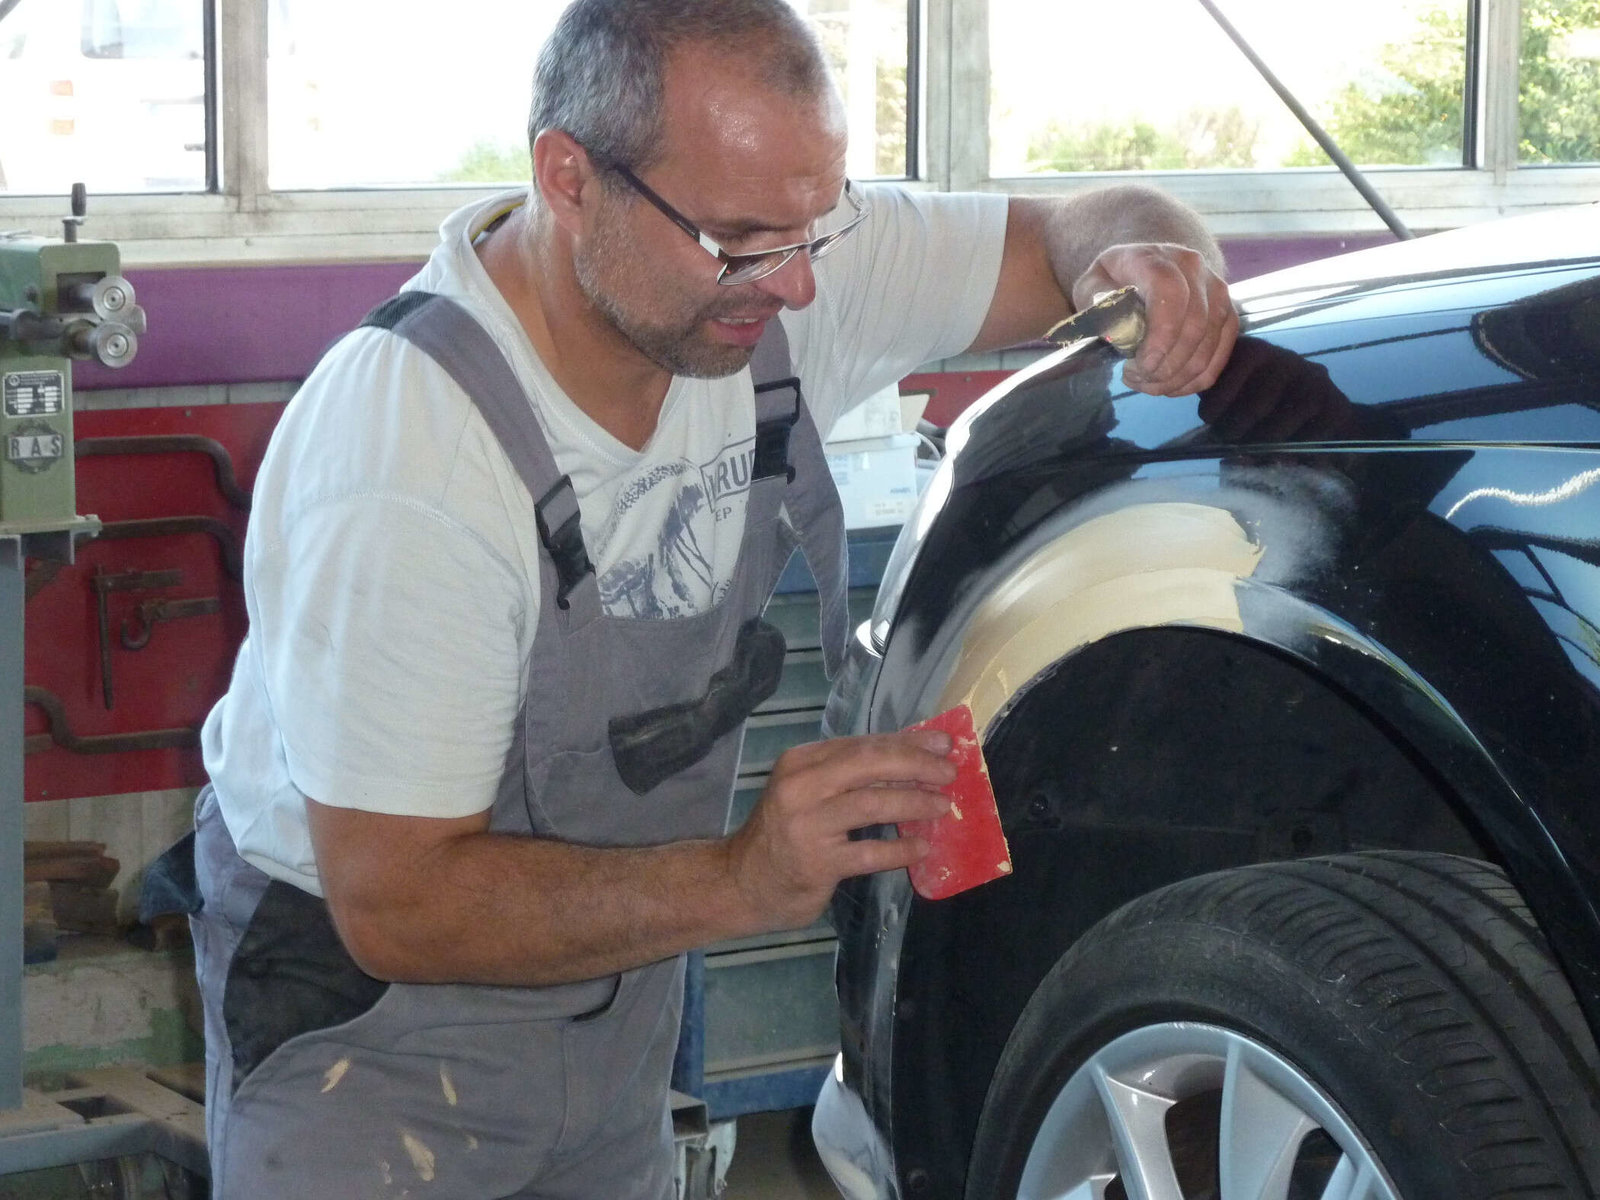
[717,194,864,285]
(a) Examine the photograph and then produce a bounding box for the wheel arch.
[874,503,1600,1198]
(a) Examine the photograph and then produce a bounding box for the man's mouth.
[707,311,777,347]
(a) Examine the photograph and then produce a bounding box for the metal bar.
[672,950,707,1100]
[0,1116,161,1175]
[1194,0,1414,240]
[945,0,988,191]
[203,0,220,194]
[76,436,253,512]
[903,0,921,180]
[219,0,270,211]
[1463,0,1482,167]
[22,687,199,756]
[701,1061,834,1121]
[1,534,23,1111]
[96,516,244,580]
[1479,0,1522,183]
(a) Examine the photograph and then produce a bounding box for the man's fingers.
[771,731,956,802]
[835,833,934,880]
[823,783,950,837]
[1080,243,1235,398]
[1136,280,1202,380]
[1141,305,1238,396]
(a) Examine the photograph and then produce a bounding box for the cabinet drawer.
[738,710,823,777]
[703,938,839,1076]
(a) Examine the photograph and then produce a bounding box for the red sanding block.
[899,705,1013,900]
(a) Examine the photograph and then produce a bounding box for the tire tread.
[965,851,1600,1200]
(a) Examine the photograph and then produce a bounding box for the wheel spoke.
[1093,1066,1184,1200]
[1217,1041,1317,1200]
[1317,1152,1391,1200]
[1021,1025,1397,1200]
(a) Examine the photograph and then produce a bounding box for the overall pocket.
[222,879,389,1092]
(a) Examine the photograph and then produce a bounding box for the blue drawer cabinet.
[675,530,897,1120]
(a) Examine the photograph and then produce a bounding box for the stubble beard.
[573,206,756,380]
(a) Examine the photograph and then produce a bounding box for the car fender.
[871,458,1600,1009]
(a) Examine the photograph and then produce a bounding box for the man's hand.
[1072,242,1238,397]
[725,730,956,932]
[305,731,955,986]
[973,187,1238,394]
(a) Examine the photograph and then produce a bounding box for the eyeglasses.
[601,159,869,286]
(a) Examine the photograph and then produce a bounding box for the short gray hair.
[529,0,833,172]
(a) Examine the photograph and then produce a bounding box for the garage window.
[264,0,911,191]
[0,0,207,195]
[991,0,1468,175]
[0,0,1596,261]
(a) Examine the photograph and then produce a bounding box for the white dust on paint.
[322,1058,351,1093]
[402,1131,437,1182]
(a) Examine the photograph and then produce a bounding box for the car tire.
[963,851,1600,1200]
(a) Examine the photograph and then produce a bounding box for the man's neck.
[477,204,672,452]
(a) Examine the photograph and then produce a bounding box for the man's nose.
[754,249,817,310]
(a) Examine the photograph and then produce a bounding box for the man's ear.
[533,129,598,237]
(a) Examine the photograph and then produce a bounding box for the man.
[191,0,1237,1195]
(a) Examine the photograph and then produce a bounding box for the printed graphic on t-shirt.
[596,439,756,618]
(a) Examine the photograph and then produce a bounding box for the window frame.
[0,0,1594,266]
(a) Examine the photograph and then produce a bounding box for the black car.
[812,203,1600,1200]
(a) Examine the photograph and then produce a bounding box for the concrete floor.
[723,1108,842,1199]
[0,1105,841,1199]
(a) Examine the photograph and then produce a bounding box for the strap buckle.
[534,476,596,611]
[752,377,802,484]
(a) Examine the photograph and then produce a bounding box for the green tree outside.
[1024,0,1599,173]
[439,140,530,185]
[1285,0,1599,166]
[1283,5,1466,166]
[1516,0,1600,162]
[1026,108,1260,173]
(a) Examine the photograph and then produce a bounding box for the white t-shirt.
[202,185,1008,893]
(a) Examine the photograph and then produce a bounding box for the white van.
[0,0,206,195]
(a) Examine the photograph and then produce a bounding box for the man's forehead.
[656,41,847,179]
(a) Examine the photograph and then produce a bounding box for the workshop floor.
[723,1108,841,1198]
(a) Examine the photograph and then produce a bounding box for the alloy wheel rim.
[1017,1022,1401,1200]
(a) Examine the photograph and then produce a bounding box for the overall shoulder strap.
[749,316,792,389]
[746,317,851,677]
[361,292,601,624]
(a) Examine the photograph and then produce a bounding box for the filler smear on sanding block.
[898,704,1012,901]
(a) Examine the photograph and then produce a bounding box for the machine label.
[4,370,66,417]
[6,421,64,473]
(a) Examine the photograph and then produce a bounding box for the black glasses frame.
[601,159,869,286]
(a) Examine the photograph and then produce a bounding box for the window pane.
[268,0,910,191]
[1520,0,1600,164]
[802,0,909,178]
[267,1,556,190]
[990,0,1468,176]
[0,0,206,195]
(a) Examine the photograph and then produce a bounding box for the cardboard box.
[826,385,905,442]
[825,432,920,529]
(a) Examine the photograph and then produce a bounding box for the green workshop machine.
[0,192,206,1192]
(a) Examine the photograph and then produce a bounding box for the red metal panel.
[22,404,282,802]
[21,367,1011,803]
[903,370,1013,427]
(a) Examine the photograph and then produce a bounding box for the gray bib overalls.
[190,293,848,1198]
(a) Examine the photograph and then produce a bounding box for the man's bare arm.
[970,185,1238,396]
[306,729,954,986]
